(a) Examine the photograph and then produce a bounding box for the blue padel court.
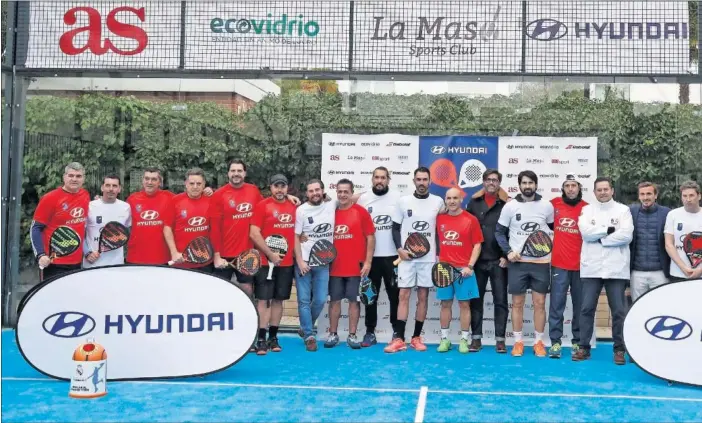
[2,330,701,422]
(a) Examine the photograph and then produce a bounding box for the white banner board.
[17,266,258,380]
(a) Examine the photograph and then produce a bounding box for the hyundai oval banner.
[623,279,702,387]
[16,265,259,381]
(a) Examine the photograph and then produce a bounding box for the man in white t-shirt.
[294,179,336,352]
[83,174,132,268]
[356,167,401,348]
[384,167,444,354]
[664,180,702,282]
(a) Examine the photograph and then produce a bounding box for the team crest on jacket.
[308,217,314,224]
[368,207,373,214]
[181,210,187,218]
[611,218,619,225]
[62,203,69,211]
[407,209,412,217]
[273,210,279,218]
[96,216,102,224]
[229,199,236,208]
[516,213,521,221]
[136,204,142,212]
[678,223,683,231]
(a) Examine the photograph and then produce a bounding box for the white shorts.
[397,261,434,289]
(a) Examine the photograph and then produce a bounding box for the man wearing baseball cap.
[250,173,297,355]
[548,174,587,358]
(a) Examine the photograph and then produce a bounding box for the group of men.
[31,160,702,364]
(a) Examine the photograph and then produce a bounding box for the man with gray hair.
[31,162,91,280]
[629,182,670,302]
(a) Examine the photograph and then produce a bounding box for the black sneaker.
[268,337,282,352]
[572,348,591,362]
[496,341,507,353]
[614,351,626,365]
[469,339,482,352]
[256,339,268,356]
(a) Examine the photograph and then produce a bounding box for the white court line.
[3,377,702,403]
[414,386,428,423]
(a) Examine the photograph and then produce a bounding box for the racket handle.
[393,257,401,266]
[267,263,275,280]
[167,260,175,266]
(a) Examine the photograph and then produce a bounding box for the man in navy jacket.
[629,182,670,302]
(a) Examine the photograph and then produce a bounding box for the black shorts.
[329,276,361,302]
[254,266,294,301]
[508,262,550,294]
[213,259,255,284]
[41,263,81,282]
[192,263,215,274]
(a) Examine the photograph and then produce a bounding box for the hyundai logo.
[559,218,576,228]
[188,216,206,226]
[236,203,252,213]
[526,19,567,41]
[335,225,349,234]
[412,221,430,231]
[313,223,332,233]
[430,146,446,154]
[444,231,460,240]
[374,215,392,225]
[521,222,540,232]
[645,316,693,341]
[140,210,159,220]
[43,311,96,338]
[69,207,85,218]
[278,214,292,223]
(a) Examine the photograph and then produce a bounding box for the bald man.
[435,188,483,353]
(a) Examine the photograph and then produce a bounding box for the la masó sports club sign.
[623,279,702,387]
[16,265,259,381]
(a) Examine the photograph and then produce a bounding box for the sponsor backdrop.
[624,279,702,387]
[17,266,258,380]
[321,133,420,199]
[319,134,598,347]
[19,1,693,75]
[418,135,499,208]
[498,136,598,204]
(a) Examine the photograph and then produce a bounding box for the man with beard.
[629,182,670,301]
[465,169,510,353]
[294,179,336,352]
[385,167,444,353]
[250,174,297,355]
[576,177,633,365]
[496,170,554,358]
[356,166,401,347]
[664,181,702,282]
[548,174,587,359]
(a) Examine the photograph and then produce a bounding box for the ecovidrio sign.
[623,279,702,387]
[16,265,258,380]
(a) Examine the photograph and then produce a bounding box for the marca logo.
[17,266,258,380]
[59,7,149,56]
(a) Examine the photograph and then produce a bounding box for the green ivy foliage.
[19,91,702,266]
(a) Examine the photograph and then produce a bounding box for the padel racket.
[40,226,82,270]
[431,262,463,288]
[168,236,213,265]
[308,239,337,267]
[359,276,377,306]
[521,230,553,258]
[265,234,289,280]
[430,158,459,189]
[227,249,261,276]
[682,231,702,268]
[393,232,431,265]
[98,221,130,253]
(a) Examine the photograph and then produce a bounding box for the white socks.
[441,328,449,339]
[461,331,470,340]
[534,331,543,344]
[514,331,523,342]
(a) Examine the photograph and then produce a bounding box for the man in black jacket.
[465,169,510,353]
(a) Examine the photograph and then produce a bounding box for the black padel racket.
[393,232,431,265]
[308,239,337,267]
[228,249,261,276]
[40,226,82,272]
[98,221,130,253]
[431,262,463,288]
[265,234,289,280]
[682,231,702,268]
[359,276,377,306]
[521,230,553,258]
[169,236,213,265]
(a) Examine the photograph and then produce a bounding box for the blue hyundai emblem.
[645,316,693,341]
[42,311,96,338]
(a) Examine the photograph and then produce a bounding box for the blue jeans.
[294,263,330,338]
[548,267,582,345]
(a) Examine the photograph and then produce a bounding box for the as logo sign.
[17,265,258,381]
[59,6,149,56]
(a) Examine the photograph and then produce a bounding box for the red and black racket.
[430,158,459,189]
[227,249,261,276]
[168,236,213,265]
[40,226,82,272]
[265,234,289,280]
[308,239,337,267]
[431,262,463,288]
[521,230,553,258]
[682,231,702,268]
[98,221,130,253]
[393,232,431,265]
